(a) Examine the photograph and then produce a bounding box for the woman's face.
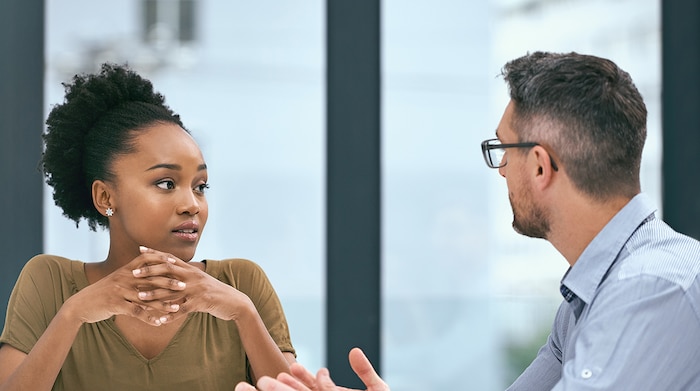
[106,122,209,262]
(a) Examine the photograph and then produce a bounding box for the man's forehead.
[496,101,517,140]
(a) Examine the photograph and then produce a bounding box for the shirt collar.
[560,193,657,304]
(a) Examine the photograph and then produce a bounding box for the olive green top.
[0,254,295,391]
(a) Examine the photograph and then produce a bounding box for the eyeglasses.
[480,138,559,171]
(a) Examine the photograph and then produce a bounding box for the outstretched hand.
[235,348,390,391]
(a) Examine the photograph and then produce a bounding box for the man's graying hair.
[501,51,647,200]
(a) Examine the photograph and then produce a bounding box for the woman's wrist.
[229,292,256,324]
[59,295,91,328]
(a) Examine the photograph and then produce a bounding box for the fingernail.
[167,257,177,264]
[138,291,147,299]
[154,319,161,326]
[132,269,141,276]
[160,316,169,324]
[177,281,186,288]
[170,304,179,311]
[139,245,149,253]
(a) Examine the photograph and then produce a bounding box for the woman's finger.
[126,302,165,326]
[132,274,187,292]
[131,262,180,278]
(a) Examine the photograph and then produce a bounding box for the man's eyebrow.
[146,163,208,171]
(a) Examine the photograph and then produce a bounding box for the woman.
[0,63,296,390]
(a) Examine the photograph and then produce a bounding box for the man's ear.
[92,180,114,216]
[532,146,556,190]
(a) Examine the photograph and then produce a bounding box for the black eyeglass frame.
[481,138,559,171]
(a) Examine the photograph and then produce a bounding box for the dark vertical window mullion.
[143,0,157,43]
[326,0,382,388]
[0,0,44,327]
[662,0,700,240]
[179,0,196,42]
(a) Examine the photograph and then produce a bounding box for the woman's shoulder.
[23,254,78,271]
[204,258,264,275]
[203,258,272,290]
[20,254,84,284]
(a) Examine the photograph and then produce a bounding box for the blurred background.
[1,0,689,389]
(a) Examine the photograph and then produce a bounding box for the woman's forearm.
[0,299,83,391]
[234,300,293,382]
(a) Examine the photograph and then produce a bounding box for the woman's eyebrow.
[145,163,208,171]
[146,163,181,171]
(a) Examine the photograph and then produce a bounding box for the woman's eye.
[156,180,176,190]
[195,183,210,194]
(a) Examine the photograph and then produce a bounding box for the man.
[236,51,700,390]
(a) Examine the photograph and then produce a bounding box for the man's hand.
[235,347,390,391]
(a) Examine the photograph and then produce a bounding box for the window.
[142,0,197,44]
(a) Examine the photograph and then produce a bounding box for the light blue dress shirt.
[507,193,700,390]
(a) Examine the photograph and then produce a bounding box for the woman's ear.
[92,180,114,217]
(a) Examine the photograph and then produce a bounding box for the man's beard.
[509,187,550,240]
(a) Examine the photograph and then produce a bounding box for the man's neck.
[548,193,632,266]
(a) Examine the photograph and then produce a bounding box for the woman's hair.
[42,63,187,231]
[501,51,647,200]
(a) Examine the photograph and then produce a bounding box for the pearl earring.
[106,208,114,217]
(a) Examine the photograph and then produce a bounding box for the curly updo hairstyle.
[42,63,187,231]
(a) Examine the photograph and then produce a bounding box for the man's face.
[496,101,551,239]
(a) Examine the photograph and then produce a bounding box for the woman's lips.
[172,229,198,241]
[172,221,199,241]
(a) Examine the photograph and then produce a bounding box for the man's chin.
[512,219,548,240]
[512,219,527,236]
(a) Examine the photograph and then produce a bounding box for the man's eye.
[156,180,175,190]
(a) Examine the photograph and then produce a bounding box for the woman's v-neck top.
[0,254,295,391]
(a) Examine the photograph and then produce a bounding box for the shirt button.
[581,369,593,379]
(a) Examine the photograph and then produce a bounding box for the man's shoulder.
[618,219,700,289]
